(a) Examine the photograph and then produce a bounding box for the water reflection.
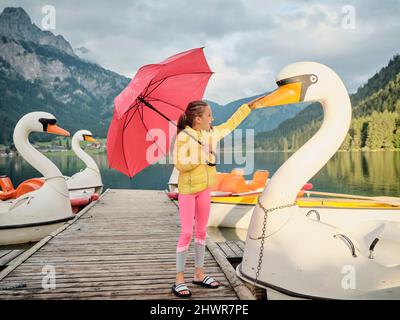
[0,151,399,197]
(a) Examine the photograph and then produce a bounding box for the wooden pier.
[0,189,254,300]
[215,241,244,266]
[0,250,25,271]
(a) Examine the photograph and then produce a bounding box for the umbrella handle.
[206,150,218,167]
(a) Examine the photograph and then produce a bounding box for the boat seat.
[210,169,245,192]
[210,172,230,192]
[219,175,250,194]
[247,170,269,191]
[15,178,45,198]
[0,176,16,200]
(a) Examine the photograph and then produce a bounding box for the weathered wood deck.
[0,250,24,271]
[0,189,254,300]
[216,241,244,260]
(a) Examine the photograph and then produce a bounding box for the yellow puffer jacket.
[173,103,251,194]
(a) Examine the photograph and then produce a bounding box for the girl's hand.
[247,95,267,110]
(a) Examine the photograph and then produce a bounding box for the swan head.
[253,62,347,108]
[15,112,70,136]
[73,130,98,143]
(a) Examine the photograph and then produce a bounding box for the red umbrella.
[107,48,213,177]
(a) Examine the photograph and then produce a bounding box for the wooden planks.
[0,189,252,300]
[0,250,24,270]
[216,241,245,260]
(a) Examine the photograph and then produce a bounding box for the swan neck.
[72,136,99,172]
[259,91,352,209]
[13,123,63,179]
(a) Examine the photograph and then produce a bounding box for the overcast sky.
[1,0,400,104]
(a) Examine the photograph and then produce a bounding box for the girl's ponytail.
[177,113,188,134]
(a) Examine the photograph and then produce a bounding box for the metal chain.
[253,198,296,285]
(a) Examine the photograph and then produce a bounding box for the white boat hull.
[69,187,99,199]
[236,265,307,300]
[0,180,74,245]
[208,201,400,229]
[298,206,400,229]
[0,218,72,246]
[65,168,102,195]
[208,202,253,228]
[240,206,400,300]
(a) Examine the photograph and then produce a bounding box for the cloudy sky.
[1,0,400,104]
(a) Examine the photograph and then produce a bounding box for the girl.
[171,97,264,298]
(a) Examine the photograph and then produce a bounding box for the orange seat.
[0,176,16,200]
[220,175,250,194]
[15,178,45,198]
[248,170,269,191]
[210,172,230,191]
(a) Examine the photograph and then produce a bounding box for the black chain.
[253,198,296,285]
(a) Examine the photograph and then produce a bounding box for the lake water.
[1,150,399,197]
[1,150,399,242]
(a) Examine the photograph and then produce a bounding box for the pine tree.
[366,112,381,149]
[350,119,362,150]
[381,111,396,149]
[393,128,400,148]
[283,138,289,151]
[340,133,351,151]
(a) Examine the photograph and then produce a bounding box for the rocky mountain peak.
[0,6,76,57]
[1,7,31,24]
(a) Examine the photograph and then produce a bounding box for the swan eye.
[310,75,318,83]
[38,118,57,132]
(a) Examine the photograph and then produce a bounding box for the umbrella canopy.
[107,48,213,177]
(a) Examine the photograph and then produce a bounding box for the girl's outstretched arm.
[212,103,252,140]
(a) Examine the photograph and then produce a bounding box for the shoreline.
[2,148,400,158]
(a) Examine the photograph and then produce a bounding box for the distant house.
[49,145,68,152]
[33,144,68,153]
[86,142,101,150]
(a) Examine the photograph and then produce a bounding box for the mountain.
[255,55,400,151]
[0,7,75,56]
[0,6,303,145]
[0,7,130,144]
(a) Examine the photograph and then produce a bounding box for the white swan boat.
[237,62,400,299]
[65,130,103,212]
[0,112,74,245]
[66,129,103,194]
[167,167,313,228]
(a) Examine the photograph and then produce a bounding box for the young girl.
[171,97,263,298]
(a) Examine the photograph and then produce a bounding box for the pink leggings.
[176,188,211,253]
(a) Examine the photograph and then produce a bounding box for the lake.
[1,150,399,197]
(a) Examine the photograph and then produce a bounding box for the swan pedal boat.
[65,130,103,210]
[237,61,400,299]
[167,167,314,228]
[0,130,103,214]
[0,112,75,245]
